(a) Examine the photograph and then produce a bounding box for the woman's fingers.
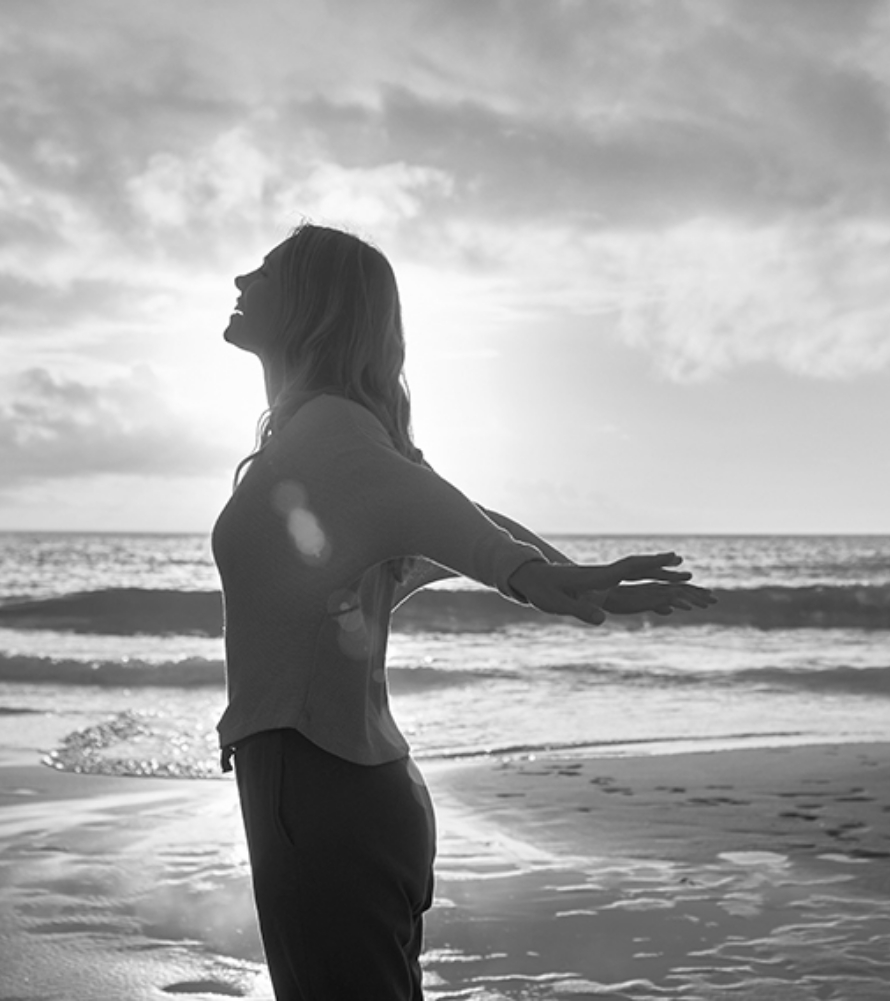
[676,584,717,608]
[544,554,699,594]
[602,582,717,616]
[653,568,693,583]
[611,552,690,585]
[541,587,607,625]
[662,584,716,612]
[570,601,607,626]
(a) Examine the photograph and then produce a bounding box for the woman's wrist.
[507,558,547,603]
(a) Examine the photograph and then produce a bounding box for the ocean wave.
[397,585,890,631]
[1,649,886,699]
[734,665,890,696]
[697,585,890,630]
[546,662,890,697]
[0,589,222,635]
[38,716,816,777]
[1,584,889,636]
[0,653,502,691]
[0,654,225,687]
[415,730,810,761]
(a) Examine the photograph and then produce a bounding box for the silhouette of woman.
[212,222,713,1000]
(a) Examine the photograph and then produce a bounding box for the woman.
[212,223,713,1000]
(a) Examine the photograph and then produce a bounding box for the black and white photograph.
[0,1,888,998]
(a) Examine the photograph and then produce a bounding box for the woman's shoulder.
[285,393,391,446]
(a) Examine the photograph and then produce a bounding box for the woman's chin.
[223,316,266,357]
[223,317,248,347]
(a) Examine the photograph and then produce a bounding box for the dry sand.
[0,741,888,1000]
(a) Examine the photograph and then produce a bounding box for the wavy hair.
[235,223,421,484]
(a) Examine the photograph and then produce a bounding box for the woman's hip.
[233,727,436,891]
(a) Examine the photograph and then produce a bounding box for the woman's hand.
[507,553,716,626]
[507,560,609,625]
[512,551,691,595]
[602,582,716,616]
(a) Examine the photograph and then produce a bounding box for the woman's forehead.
[265,238,292,265]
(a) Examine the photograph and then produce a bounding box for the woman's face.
[223,239,290,356]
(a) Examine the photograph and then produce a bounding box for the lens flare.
[271,481,331,566]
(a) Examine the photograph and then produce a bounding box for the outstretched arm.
[477,507,573,564]
[331,404,715,624]
[393,508,571,610]
[481,510,717,622]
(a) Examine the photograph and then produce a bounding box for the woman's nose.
[234,274,247,291]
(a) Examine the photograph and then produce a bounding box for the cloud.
[613,216,890,380]
[126,133,454,237]
[0,274,134,338]
[6,0,887,250]
[124,129,279,231]
[398,211,890,381]
[0,367,233,485]
[1,0,889,385]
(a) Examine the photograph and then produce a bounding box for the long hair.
[235,223,421,480]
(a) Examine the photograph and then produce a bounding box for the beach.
[2,532,889,998]
[2,737,889,1000]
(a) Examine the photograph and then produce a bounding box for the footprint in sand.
[825,822,870,840]
[163,982,245,997]
[686,796,751,806]
[588,777,633,795]
[835,791,876,802]
[776,790,831,799]
[849,847,890,859]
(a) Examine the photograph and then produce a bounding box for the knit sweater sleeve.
[326,400,545,597]
[391,558,457,611]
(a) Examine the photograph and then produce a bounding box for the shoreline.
[426,739,890,870]
[1,740,888,999]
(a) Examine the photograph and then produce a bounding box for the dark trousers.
[234,728,436,1000]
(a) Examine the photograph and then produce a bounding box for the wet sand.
[0,741,888,999]
[425,742,890,999]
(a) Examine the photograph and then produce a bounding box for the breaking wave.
[1,650,886,698]
[0,584,889,635]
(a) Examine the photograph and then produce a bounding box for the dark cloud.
[296,75,888,235]
[1,0,888,362]
[0,368,235,484]
[0,8,245,257]
[2,0,887,279]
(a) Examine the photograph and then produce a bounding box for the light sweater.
[212,393,544,766]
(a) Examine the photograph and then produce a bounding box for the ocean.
[0,532,888,778]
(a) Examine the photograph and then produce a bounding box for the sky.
[0,0,888,534]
